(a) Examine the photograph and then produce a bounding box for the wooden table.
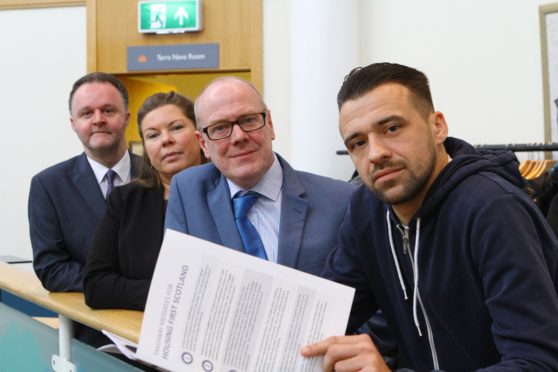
[0,261,143,371]
[0,261,143,342]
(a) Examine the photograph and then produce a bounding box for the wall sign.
[127,43,219,71]
[138,0,202,34]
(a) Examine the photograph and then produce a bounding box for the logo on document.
[181,351,193,364]
[202,360,214,371]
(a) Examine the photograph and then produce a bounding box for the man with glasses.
[166,77,396,361]
[165,76,355,275]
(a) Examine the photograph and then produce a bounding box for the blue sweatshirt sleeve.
[472,193,558,371]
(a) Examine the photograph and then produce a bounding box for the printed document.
[136,229,355,371]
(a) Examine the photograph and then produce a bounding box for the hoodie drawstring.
[386,210,408,300]
[412,218,422,337]
[386,210,440,370]
[386,210,422,336]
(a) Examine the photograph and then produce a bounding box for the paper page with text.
[136,229,355,372]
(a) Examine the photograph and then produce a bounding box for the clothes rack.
[336,143,558,155]
[474,143,558,152]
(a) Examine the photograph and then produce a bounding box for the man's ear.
[266,110,275,140]
[195,131,211,160]
[70,117,77,133]
[431,111,448,145]
[124,112,131,128]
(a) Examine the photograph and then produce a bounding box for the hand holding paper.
[300,334,389,372]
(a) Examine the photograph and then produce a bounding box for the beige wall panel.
[119,77,177,144]
[88,0,262,90]
[0,0,83,9]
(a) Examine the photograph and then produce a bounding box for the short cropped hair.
[337,62,434,118]
[68,72,129,113]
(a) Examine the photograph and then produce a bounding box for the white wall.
[2,1,555,259]
[266,0,553,179]
[263,0,291,165]
[360,0,549,148]
[287,0,360,179]
[264,0,361,182]
[0,7,86,260]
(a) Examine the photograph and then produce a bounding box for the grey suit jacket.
[165,154,356,275]
[28,152,140,292]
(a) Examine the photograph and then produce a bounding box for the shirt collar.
[228,153,283,201]
[87,151,131,184]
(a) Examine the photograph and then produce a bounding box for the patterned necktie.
[233,191,268,260]
[105,169,116,199]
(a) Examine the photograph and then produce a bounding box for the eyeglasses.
[202,112,267,140]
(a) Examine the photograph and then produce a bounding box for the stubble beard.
[367,143,437,206]
[85,133,126,160]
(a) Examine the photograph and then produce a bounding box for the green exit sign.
[138,0,202,34]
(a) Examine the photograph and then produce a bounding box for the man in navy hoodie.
[301,63,558,371]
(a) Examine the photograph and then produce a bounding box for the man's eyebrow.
[342,114,406,148]
[207,118,228,126]
[377,114,404,125]
[76,106,92,114]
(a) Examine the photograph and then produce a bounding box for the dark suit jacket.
[28,152,140,292]
[165,154,356,276]
[83,183,164,310]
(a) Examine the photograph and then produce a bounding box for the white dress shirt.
[87,151,132,199]
[228,154,283,262]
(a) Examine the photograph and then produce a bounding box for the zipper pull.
[402,228,409,255]
[397,224,410,255]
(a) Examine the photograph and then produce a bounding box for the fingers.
[300,335,341,357]
[324,337,386,372]
[301,334,389,372]
[322,334,381,371]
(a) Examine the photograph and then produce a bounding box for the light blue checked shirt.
[227,153,283,262]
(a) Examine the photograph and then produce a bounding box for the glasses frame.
[202,112,267,140]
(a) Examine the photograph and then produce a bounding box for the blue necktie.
[105,169,116,199]
[233,192,268,260]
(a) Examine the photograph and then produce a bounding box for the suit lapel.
[71,153,106,219]
[276,157,308,268]
[130,152,142,178]
[208,174,244,252]
[150,186,165,238]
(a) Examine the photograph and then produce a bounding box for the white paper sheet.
[100,330,138,360]
[136,229,355,372]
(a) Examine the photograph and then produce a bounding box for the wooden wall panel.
[119,77,177,144]
[87,0,262,90]
[0,0,83,9]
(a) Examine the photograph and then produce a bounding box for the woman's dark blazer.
[83,182,165,311]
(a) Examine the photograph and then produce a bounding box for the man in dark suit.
[166,76,355,275]
[28,72,140,293]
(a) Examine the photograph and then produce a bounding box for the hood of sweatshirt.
[414,136,524,220]
[384,137,525,369]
